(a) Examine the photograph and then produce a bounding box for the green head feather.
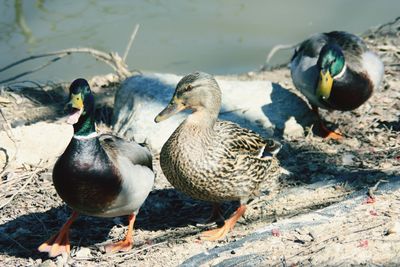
[316,44,345,99]
[67,78,96,136]
[318,44,345,78]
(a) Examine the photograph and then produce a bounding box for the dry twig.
[0,25,142,83]
[123,24,140,62]
[0,107,18,174]
[367,179,388,199]
[0,54,68,84]
[261,43,296,71]
[0,165,47,209]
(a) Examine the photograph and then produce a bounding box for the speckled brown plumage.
[155,72,281,240]
[160,119,280,203]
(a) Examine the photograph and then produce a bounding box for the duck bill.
[316,70,333,99]
[154,97,185,123]
[66,93,84,124]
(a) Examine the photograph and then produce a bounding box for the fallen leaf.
[357,240,368,248]
[369,210,378,216]
[362,196,376,204]
[272,228,281,237]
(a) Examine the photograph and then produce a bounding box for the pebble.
[39,259,56,267]
[75,247,91,258]
[283,117,304,139]
[342,153,355,166]
[385,221,400,236]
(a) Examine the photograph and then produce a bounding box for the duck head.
[154,71,222,123]
[316,44,345,100]
[66,78,95,125]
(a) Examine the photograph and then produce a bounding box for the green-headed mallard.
[38,79,154,257]
[154,72,281,241]
[290,31,384,139]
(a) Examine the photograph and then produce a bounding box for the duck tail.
[261,140,282,158]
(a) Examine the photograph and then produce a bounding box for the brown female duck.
[155,72,281,240]
[38,79,154,257]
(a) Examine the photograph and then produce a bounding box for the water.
[0,0,398,83]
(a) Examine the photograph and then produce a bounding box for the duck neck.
[73,110,96,138]
[185,107,218,129]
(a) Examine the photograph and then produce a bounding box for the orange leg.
[312,106,342,140]
[319,121,343,140]
[38,211,79,257]
[201,205,246,241]
[105,213,135,253]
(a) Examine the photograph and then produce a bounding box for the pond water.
[0,0,398,83]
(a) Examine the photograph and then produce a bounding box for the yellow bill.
[316,70,333,99]
[67,93,84,124]
[69,93,84,109]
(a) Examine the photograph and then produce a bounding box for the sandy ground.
[0,18,399,266]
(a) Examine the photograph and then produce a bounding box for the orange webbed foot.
[312,106,343,140]
[323,129,343,140]
[104,238,133,253]
[200,205,246,241]
[104,213,136,253]
[38,232,71,257]
[201,223,232,241]
[319,118,342,140]
[38,211,78,257]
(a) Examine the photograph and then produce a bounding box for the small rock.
[283,117,304,139]
[39,259,56,267]
[342,153,355,166]
[0,96,11,104]
[75,247,91,258]
[380,161,393,170]
[342,137,360,148]
[55,253,69,267]
[385,221,400,236]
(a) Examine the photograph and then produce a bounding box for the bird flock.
[37,31,384,258]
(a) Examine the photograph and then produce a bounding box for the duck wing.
[292,31,367,70]
[214,120,281,158]
[97,134,154,217]
[99,134,153,170]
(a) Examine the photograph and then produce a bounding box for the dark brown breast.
[325,69,373,111]
[53,138,121,215]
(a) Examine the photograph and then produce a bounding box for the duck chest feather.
[326,68,373,111]
[53,138,122,214]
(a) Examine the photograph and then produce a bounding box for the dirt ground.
[0,18,399,266]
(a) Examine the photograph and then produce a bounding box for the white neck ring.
[73,132,98,140]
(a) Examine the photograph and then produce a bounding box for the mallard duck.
[38,79,154,257]
[154,72,282,241]
[290,31,384,139]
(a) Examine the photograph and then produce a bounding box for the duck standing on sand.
[155,72,282,241]
[290,31,384,139]
[38,78,154,257]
